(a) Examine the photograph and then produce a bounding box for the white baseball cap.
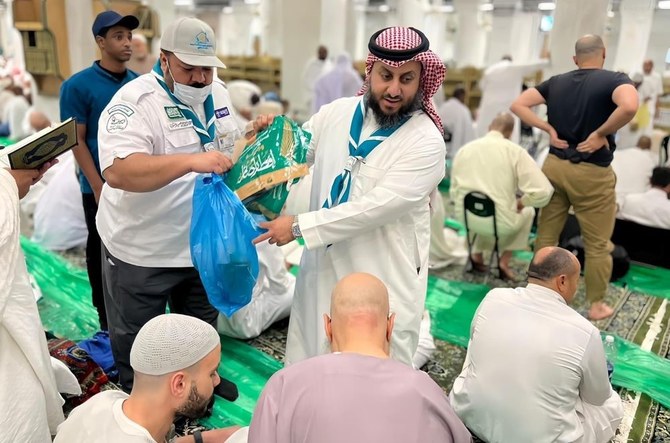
[160,17,226,68]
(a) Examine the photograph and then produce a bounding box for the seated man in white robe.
[31,151,88,251]
[438,87,475,158]
[611,135,656,207]
[619,166,670,229]
[54,314,247,443]
[248,273,472,443]
[450,247,623,443]
[1,161,65,442]
[227,79,262,132]
[451,113,554,280]
[217,240,296,339]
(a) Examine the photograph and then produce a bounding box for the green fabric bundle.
[225,116,310,219]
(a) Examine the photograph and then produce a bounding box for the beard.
[175,383,213,419]
[365,89,422,129]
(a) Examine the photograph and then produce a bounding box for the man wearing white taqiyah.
[96,17,241,392]
[450,247,623,443]
[255,27,447,366]
[54,314,248,443]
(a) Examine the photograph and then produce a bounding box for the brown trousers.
[535,155,617,303]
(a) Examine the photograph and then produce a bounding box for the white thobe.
[429,190,468,269]
[31,151,88,250]
[450,131,553,252]
[476,59,549,143]
[3,94,30,140]
[619,187,670,229]
[54,391,156,443]
[217,240,296,339]
[286,96,445,366]
[0,168,64,442]
[302,58,333,115]
[636,71,663,135]
[450,284,623,443]
[611,147,657,206]
[312,54,363,114]
[438,97,475,158]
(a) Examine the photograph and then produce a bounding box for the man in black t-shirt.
[511,35,638,320]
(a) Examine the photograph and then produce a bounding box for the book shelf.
[13,0,71,96]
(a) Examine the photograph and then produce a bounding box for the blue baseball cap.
[92,11,139,37]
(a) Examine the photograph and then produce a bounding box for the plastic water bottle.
[604,335,617,380]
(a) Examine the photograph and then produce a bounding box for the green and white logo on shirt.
[164,106,184,120]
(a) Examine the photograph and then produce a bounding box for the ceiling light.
[222,6,233,13]
[659,1,670,9]
[438,4,454,12]
[538,2,556,10]
[244,0,261,4]
[479,3,494,11]
[378,4,390,12]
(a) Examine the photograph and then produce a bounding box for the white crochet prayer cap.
[130,314,220,376]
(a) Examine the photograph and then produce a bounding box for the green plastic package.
[225,116,311,219]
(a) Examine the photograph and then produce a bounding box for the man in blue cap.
[59,10,140,333]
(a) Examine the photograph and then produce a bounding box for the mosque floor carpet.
[29,241,670,442]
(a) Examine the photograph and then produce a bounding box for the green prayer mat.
[20,236,670,427]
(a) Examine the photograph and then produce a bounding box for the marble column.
[280,0,323,117]
[392,0,429,28]
[612,0,655,74]
[320,0,348,57]
[345,2,366,61]
[260,0,283,57]
[547,0,609,76]
[453,0,488,67]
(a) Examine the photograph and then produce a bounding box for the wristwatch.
[291,216,302,239]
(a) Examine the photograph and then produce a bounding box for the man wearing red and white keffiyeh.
[358,26,446,134]
[255,27,447,368]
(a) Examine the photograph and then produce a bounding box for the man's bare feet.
[588,301,614,320]
[499,266,519,282]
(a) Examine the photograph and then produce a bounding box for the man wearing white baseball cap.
[54,314,248,442]
[95,17,243,392]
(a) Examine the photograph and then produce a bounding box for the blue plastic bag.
[191,174,262,317]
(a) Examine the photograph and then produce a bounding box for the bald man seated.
[451,113,554,280]
[450,247,623,443]
[54,314,247,443]
[248,273,471,443]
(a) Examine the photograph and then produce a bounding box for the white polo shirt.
[96,74,240,267]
